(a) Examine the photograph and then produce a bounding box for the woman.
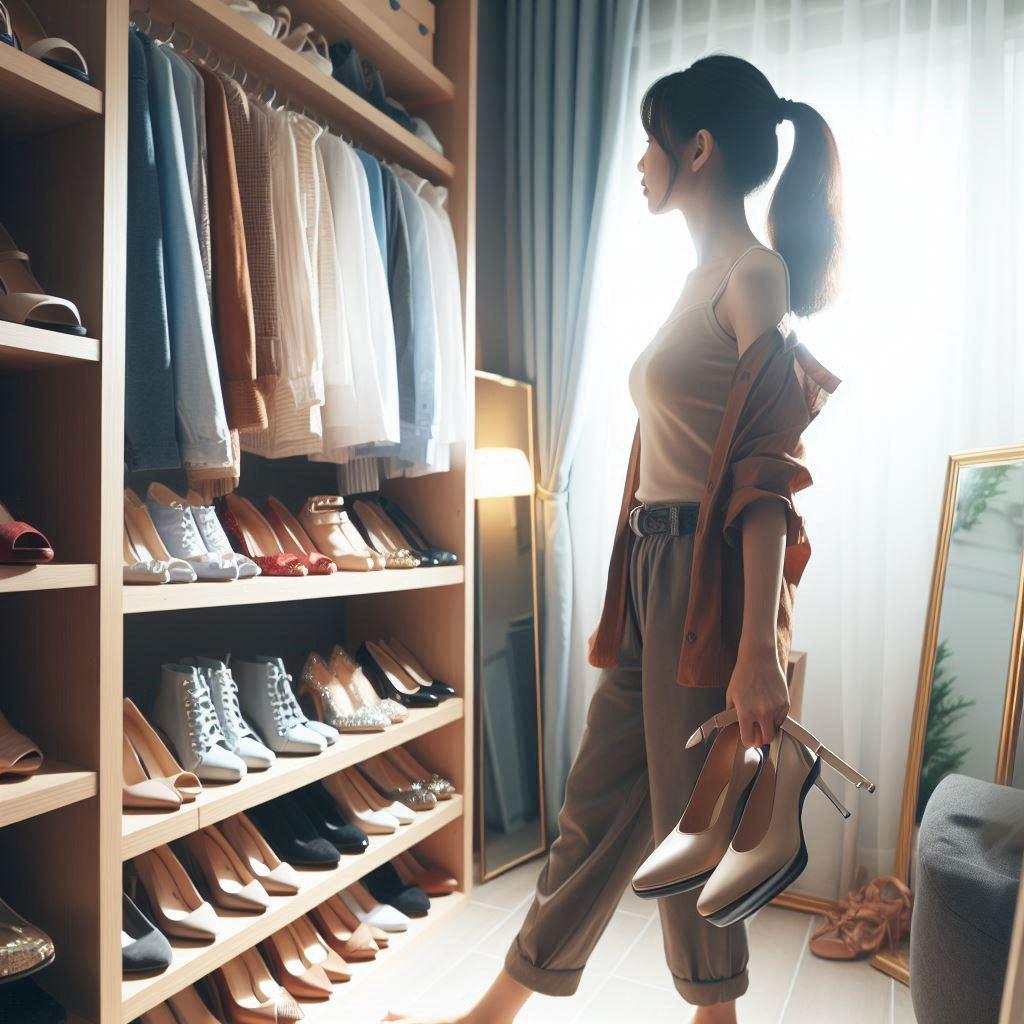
[390,53,844,1024]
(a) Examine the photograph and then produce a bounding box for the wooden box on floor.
[0,0,477,1020]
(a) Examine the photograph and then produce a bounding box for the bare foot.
[383,968,532,1024]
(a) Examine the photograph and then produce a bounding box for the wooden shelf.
[301,890,470,1021]
[122,698,464,859]
[286,0,454,105]
[120,795,464,1022]
[137,0,455,183]
[0,761,96,828]
[0,563,97,596]
[0,43,103,138]
[123,564,463,614]
[0,322,100,370]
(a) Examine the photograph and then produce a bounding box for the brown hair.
[641,54,843,316]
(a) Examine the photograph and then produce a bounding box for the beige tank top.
[628,244,790,504]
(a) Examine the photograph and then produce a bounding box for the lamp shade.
[474,447,535,499]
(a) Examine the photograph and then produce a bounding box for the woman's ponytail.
[767,99,844,316]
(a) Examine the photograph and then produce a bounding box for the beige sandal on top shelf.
[0,224,87,336]
[0,708,42,778]
[282,22,332,74]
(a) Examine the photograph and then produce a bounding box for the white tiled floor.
[327,859,916,1023]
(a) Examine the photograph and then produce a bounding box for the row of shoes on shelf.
[132,848,453,1020]
[0,896,54,984]
[122,772,455,966]
[123,641,454,808]
[220,0,443,154]
[124,483,457,583]
[0,0,91,83]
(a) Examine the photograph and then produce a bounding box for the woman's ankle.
[465,969,533,1024]
[692,999,738,1024]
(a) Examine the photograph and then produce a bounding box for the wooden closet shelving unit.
[0,0,477,1021]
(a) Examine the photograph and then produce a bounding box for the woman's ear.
[691,128,714,172]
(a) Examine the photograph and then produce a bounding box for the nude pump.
[632,720,761,899]
[689,709,875,927]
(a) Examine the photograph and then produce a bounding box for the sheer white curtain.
[566,0,1024,899]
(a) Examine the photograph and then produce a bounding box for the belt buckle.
[628,505,643,536]
[669,505,680,535]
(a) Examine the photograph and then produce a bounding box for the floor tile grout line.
[776,916,815,1023]
[571,914,661,1022]
[471,894,535,951]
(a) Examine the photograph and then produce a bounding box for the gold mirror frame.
[474,371,548,882]
[873,444,1024,984]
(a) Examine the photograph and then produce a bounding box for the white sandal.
[0,224,86,336]
[281,21,333,75]
[5,0,90,82]
[223,0,277,38]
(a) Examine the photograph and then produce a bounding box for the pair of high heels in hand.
[632,710,875,927]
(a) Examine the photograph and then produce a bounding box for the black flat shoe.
[364,862,431,918]
[378,496,459,565]
[294,782,370,854]
[121,893,172,975]
[357,642,439,709]
[247,795,341,868]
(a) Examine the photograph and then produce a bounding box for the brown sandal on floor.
[809,874,913,960]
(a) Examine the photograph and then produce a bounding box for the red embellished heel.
[218,494,308,577]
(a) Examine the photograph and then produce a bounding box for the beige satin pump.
[182,824,271,913]
[690,709,874,927]
[134,845,218,942]
[632,721,761,899]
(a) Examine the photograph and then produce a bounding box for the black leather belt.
[628,502,700,538]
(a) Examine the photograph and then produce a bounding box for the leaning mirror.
[875,445,1024,984]
[474,372,547,881]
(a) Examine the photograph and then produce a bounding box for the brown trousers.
[504,531,750,1006]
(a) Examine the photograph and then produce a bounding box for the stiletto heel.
[813,773,851,818]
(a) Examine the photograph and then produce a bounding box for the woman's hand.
[725,641,790,748]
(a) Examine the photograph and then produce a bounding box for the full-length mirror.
[475,372,546,880]
[876,445,1024,984]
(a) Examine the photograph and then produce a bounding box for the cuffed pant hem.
[672,967,749,1007]
[504,941,584,998]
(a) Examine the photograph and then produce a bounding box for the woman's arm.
[727,499,791,747]
[719,249,792,746]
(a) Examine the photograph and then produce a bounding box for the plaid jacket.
[588,320,841,687]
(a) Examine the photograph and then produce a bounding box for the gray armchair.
[910,773,1024,1024]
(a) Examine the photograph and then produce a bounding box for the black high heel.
[357,641,439,708]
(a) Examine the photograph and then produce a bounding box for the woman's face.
[637,134,676,213]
